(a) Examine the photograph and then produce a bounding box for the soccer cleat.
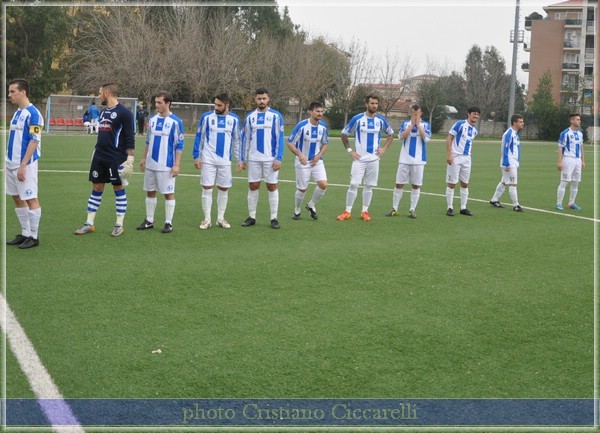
[360,211,371,221]
[7,234,27,245]
[292,212,301,220]
[385,208,398,217]
[111,225,124,237]
[408,210,417,219]
[18,237,39,249]
[513,205,524,212]
[568,203,582,210]
[305,204,318,220]
[162,223,173,233]
[459,208,473,216]
[270,218,281,229]
[74,223,95,235]
[241,217,256,227]
[555,204,564,211]
[136,219,154,230]
[336,211,351,221]
[489,200,504,208]
[446,208,454,216]
[199,220,212,230]
[217,219,231,229]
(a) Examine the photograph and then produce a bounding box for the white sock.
[492,182,505,202]
[28,208,41,239]
[410,188,420,211]
[557,180,567,205]
[295,190,306,213]
[165,199,175,224]
[15,207,32,237]
[145,197,157,223]
[217,190,228,221]
[309,186,325,208]
[202,188,213,222]
[248,189,259,219]
[345,184,358,213]
[392,187,403,210]
[362,185,373,212]
[446,187,454,209]
[460,187,469,210]
[508,186,519,206]
[268,189,279,220]
[568,181,579,205]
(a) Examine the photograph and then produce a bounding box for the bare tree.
[377,49,415,117]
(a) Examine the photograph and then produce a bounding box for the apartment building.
[523,0,598,115]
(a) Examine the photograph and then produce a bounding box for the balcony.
[586,21,595,33]
[565,18,583,26]
[521,62,529,72]
[563,40,581,49]
[524,19,532,30]
[562,62,580,70]
[524,42,531,52]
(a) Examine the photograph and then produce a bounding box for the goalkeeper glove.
[119,155,135,179]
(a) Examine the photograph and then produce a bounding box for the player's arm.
[17,139,40,182]
[232,117,242,165]
[193,117,204,170]
[237,118,250,172]
[272,113,285,171]
[377,133,394,156]
[140,144,149,172]
[445,133,454,165]
[172,119,185,177]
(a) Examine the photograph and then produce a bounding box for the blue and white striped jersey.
[144,113,185,171]
[287,119,329,163]
[342,113,394,162]
[6,104,43,170]
[501,127,521,168]
[240,108,285,162]
[193,111,242,165]
[448,120,478,156]
[398,119,431,165]
[558,127,583,158]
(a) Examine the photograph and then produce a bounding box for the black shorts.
[89,153,125,185]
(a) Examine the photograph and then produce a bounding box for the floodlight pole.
[508,0,521,125]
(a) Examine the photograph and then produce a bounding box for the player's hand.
[237,162,246,172]
[447,156,454,165]
[309,156,320,166]
[272,161,281,171]
[120,155,135,178]
[171,165,180,177]
[557,162,563,171]
[298,154,308,165]
[376,147,386,156]
[350,150,360,160]
[139,159,146,172]
[17,165,26,182]
[194,160,202,170]
[582,160,585,170]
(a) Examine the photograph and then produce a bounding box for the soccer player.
[337,94,394,222]
[490,114,525,212]
[6,79,44,249]
[74,83,135,237]
[193,93,241,230]
[88,101,100,134]
[238,87,285,229]
[287,101,329,220]
[555,113,585,211]
[445,106,481,216]
[137,91,184,233]
[386,104,431,219]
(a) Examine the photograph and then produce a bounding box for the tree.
[376,50,414,117]
[528,70,572,140]
[5,5,73,100]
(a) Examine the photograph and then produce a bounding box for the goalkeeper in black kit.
[74,83,135,237]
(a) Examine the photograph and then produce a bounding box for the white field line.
[0,293,85,433]
[38,169,599,223]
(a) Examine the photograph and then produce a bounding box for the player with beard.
[74,83,135,237]
[193,93,242,230]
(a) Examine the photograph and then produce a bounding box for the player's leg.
[360,160,379,221]
[199,163,217,229]
[6,167,31,244]
[389,164,407,216]
[445,160,459,215]
[408,165,424,218]
[490,168,507,207]
[338,160,363,219]
[458,157,472,215]
[306,163,327,220]
[294,165,309,218]
[138,170,158,229]
[243,161,261,225]
[556,158,574,210]
[216,165,232,228]
[265,162,280,228]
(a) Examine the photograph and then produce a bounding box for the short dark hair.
[467,106,481,114]
[101,83,119,97]
[215,92,231,105]
[255,87,269,96]
[365,94,379,103]
[510,114,523,125]
[410,104,421,111]
[155,90,173,106]
[569,112,581,120]
[308,101,323,111]
[9,79,29,96]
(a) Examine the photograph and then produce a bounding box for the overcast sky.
[278,0,549,88]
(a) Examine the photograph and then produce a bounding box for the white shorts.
[395,164,424,186]
[350,159,379,187]
[248,160,279,184]
[5,161,38,200]
[500,167,518,185]
[560,157,582,182]
[201,163,232,188]
[143,169,176,194]
[295,160,327,190]
[446,154,471,185]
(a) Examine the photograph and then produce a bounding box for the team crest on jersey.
[167,185,174,192]
[110,112,117,119]
[25,189,33,197]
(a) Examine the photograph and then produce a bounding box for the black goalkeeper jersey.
[94,103,135,161]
